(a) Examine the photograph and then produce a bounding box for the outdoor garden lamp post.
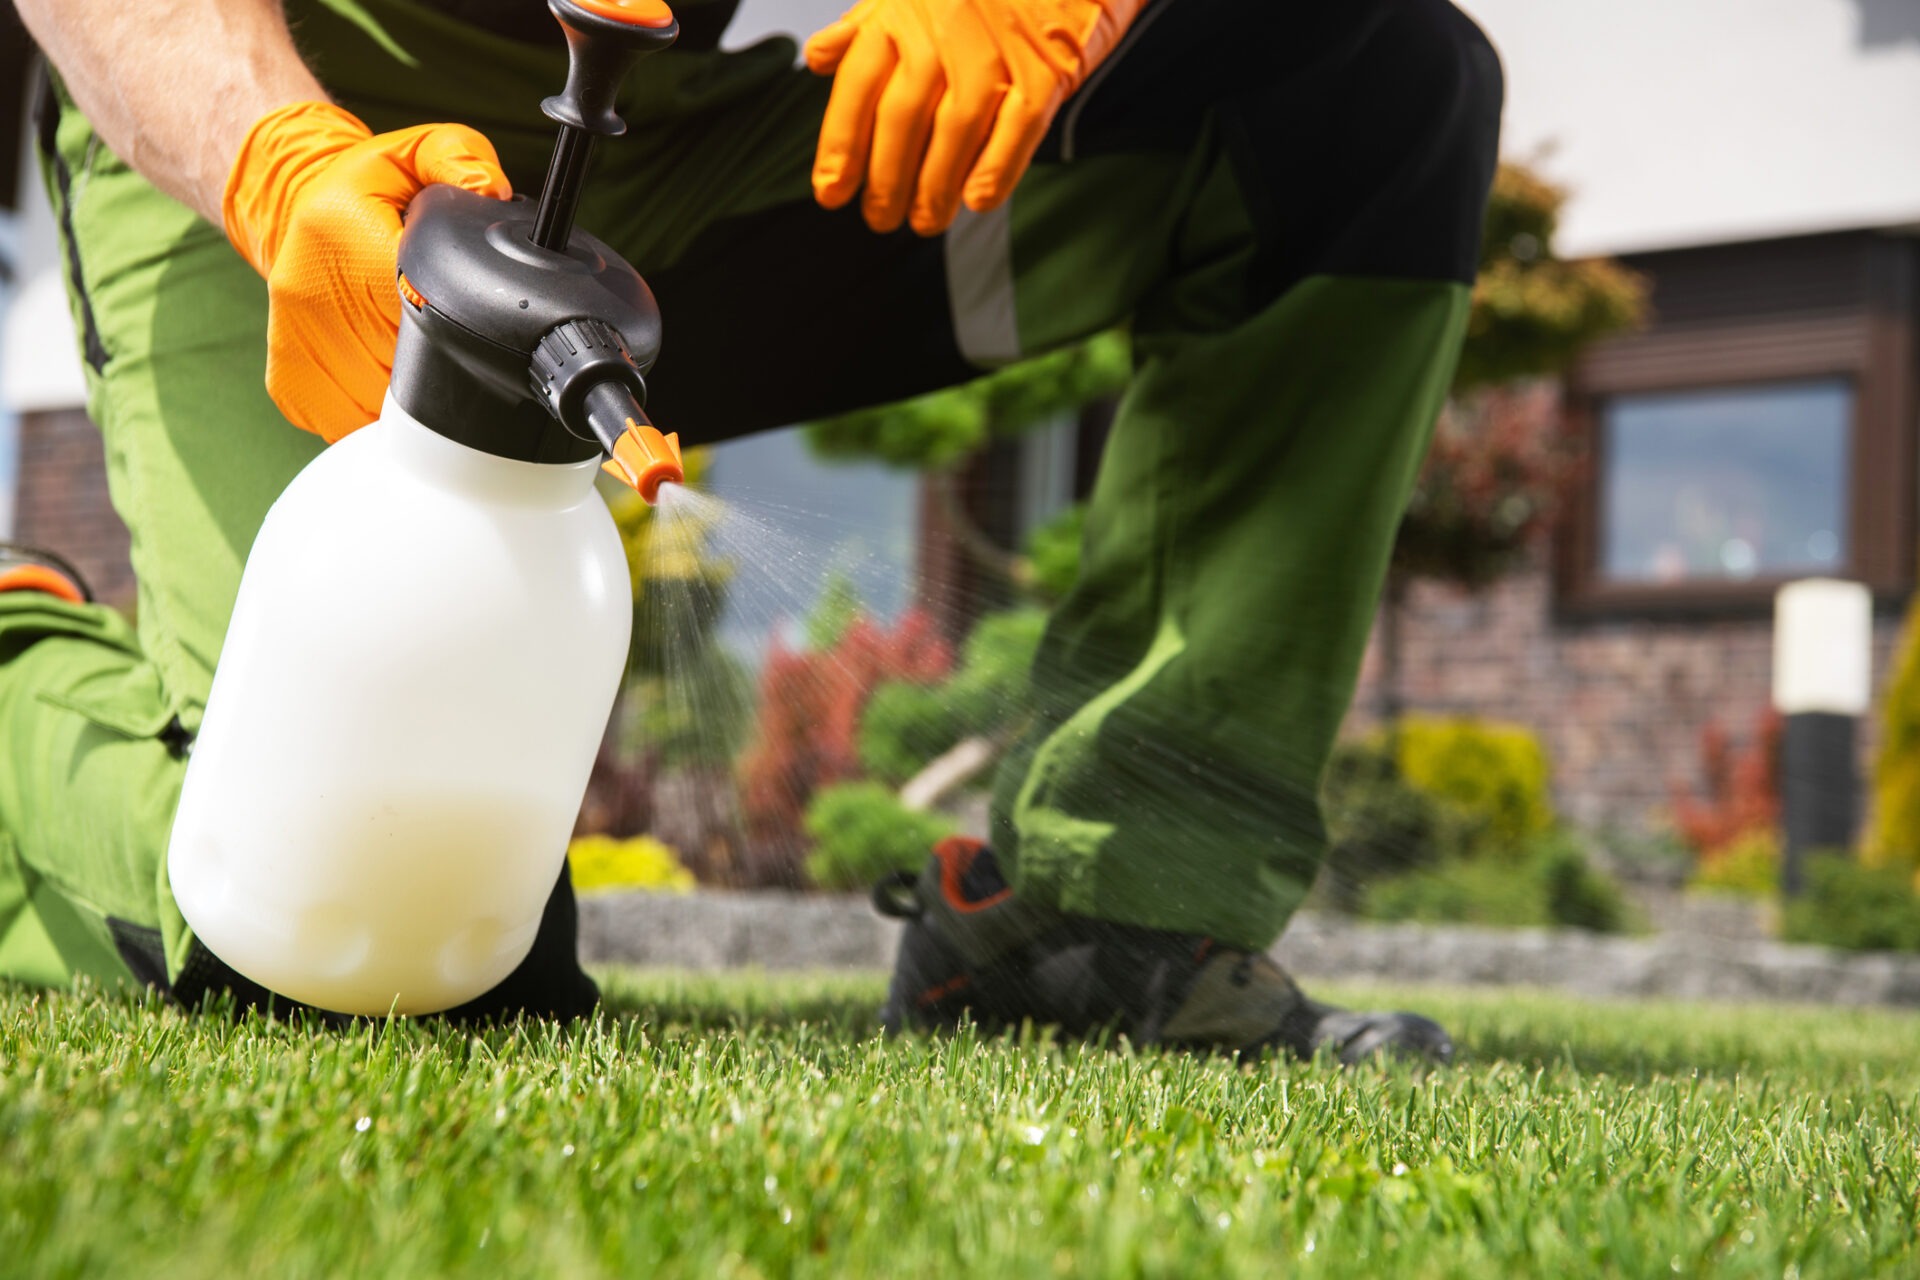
[1772,578,1873,896]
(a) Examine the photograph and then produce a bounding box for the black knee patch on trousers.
[1048,0,1504,295]
[644,197,978,442]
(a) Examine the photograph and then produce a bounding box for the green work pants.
[2,0,1500,1000]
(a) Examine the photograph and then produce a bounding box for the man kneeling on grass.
[4,0,1499,1061]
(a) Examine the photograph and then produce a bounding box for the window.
[1559,233,1917,614]
[1597,380,1852,586]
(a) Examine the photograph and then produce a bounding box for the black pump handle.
[543,0,680,136]
[531,0,679,251]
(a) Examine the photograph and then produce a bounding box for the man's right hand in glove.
[223,105,510,442]
[17,0,510,445]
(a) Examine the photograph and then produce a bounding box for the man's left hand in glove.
[805,0,1147,237]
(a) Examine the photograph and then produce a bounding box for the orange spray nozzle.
[603,417,684,504]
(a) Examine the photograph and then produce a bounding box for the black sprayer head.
[387,0,684,498]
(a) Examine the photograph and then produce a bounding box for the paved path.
[578,890,1920,1009]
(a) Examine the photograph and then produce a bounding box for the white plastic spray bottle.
[166,0,686,1015]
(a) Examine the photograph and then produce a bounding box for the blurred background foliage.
[1394,716,1556,851]
[570,159,1920,953]
[1866,615,1920,889]
[566,833,695,895]
[1453,163,1648,392]
[804,331,1131,473]
[804,783,956,891]
[1318,717,1629,933]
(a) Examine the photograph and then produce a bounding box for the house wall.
[1340,227,1918,836]
[1346,564,1905,833]
[13,408,134,606]
[1457,0,1920,257]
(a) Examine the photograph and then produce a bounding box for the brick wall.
[13,409,135,607]
[1347,564,1905,833]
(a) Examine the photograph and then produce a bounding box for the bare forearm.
[16,0,328,225]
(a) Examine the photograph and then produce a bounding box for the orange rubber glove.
[805,0,1145,236]
[223,102,511,443]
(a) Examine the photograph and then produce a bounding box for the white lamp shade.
[1773,578,1873,716]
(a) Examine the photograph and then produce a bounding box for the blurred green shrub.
[1318,741,1464,911]
[1025,505,1086,600]
[859,608,1048,785]
[1363,856,1541,929]
[567,834,696,895]
[1782,856,1920,953]
[1362,833,1629,933]
[803,783,956,890]
[858,683,958,789]
[806,333,1130,470]
[626,646,754,769]
[1538,837,1631,932]
[1395,716,1554,853]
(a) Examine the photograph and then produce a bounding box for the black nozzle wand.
[530,0,680,252]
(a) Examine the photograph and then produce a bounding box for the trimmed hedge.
[1396,715,1555,853]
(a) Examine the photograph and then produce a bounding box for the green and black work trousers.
[3,0,1501,1010]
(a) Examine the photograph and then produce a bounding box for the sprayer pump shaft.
[531,126,595,252]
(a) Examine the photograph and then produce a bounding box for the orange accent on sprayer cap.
[602,418,684,503]
[0,564,86,605]
[570,0,675,28]
[397,274,428,310]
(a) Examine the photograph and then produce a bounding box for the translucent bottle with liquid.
[166,396,634,1014]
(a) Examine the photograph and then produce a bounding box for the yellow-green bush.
[566,834,696,895]
[1394,716,1554,854]
[1866,601,1920,884]
[1688,829,1780,898]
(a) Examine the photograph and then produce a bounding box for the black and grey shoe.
[873,837,1453,1066]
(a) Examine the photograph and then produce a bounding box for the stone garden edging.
[577,890,1920,1010]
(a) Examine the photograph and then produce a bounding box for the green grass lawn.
[1,972,1915,1279]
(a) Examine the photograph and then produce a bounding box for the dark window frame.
[1557,233,1917,618]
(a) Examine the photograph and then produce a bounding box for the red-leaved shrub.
[1393,382,1580,589]
[1671,709,1782,859]
[738,610,953,846]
